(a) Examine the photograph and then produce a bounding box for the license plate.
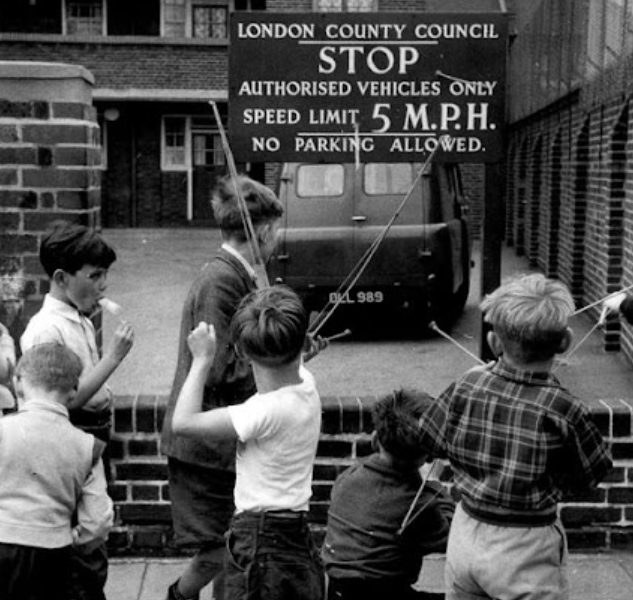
[328,291,385,305]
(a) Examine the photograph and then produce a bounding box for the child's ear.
[557,327,573,354]
[67,385,78,407]
[486,331,503,357]
[52,269,69,288]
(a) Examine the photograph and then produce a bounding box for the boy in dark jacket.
[322,388,454,600]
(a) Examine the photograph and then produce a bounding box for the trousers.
[224,511,325,600]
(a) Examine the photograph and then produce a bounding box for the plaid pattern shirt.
[419,359,612,514]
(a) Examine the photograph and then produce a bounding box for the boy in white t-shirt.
[172,285,324,600]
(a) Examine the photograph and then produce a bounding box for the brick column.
[0,61,101,340]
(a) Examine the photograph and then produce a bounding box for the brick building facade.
[506,0,633,364]
[0,0,489,228]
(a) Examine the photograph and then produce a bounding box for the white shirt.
[221,243,265,288]
[227,366,321,513]
[20,294,110,412]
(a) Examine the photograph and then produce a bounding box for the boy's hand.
[188,322,217,363]
[302,333,329,363]
[600,292,627,325]
[106,322,134,363]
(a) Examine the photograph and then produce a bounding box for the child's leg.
[175,544,224,599]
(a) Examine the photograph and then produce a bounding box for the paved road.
[102,229,633,403]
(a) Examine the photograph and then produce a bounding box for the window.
[65,0,104,35]
[234,0,266,11]
[164,0,186,37]
[162,0,229,38]
[314,0,376,12]
[364,163,413,195]
[192,5,227,38]
[297,164,345,197]
[163,117,189,170]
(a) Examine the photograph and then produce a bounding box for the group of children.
[0,175,616,600]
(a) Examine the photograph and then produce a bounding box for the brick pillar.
[0,61,101,341]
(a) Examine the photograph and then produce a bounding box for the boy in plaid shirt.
[418,274,612,600]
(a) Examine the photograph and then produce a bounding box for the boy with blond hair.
[0,343,113,600]
[173,285,324,600]
[418,273,612,600]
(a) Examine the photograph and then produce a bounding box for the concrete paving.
[106,553,633,599]
[101,229,633,403]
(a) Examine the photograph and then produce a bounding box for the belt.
[232,510,309,531]
[236,510,307,520]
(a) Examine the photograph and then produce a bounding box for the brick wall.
[0,41,227,92]
[108,394,633,556]
[0,61,101,338]
[507,93,633,357]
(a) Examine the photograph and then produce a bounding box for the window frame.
[62,0,106,36]
[161,0,230,39]
[162,115,191,171]
[313,0,377,12]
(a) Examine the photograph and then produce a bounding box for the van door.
[353,163,428,285]
[272,163,354,302]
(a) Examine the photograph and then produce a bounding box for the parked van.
[267,162,472,335]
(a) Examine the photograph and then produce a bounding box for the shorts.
[445,503,569,600]
[0,542,71,600]
[168,457,236,547]
[225,511,324,600]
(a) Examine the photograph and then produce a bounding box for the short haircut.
[39,221,117,277]
[16,343,82,394]
[211,174,283,240]
[372,388,434,463]
[230,285,308,367]
[481,273,575,363]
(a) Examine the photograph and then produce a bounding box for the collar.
[490,357,560,387]
[42,294,84,324]
[363,453,423,480]
[221,243,257,282]
[22,398,70,419]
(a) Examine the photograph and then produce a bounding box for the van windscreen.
[364,163,415,195]
[297,164,344,197]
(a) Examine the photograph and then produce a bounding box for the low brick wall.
[108,395,633,556]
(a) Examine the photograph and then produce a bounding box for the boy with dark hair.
[419,273,613,600]
[161,175,286,600]
[172,285,324,600]
[0,343,113,600]
[20,220,134,600]
[323,388,454,600]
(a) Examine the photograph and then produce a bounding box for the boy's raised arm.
[71,321,134,409]
[172,322,237,440]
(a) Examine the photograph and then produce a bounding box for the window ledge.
[0,32,228,46]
